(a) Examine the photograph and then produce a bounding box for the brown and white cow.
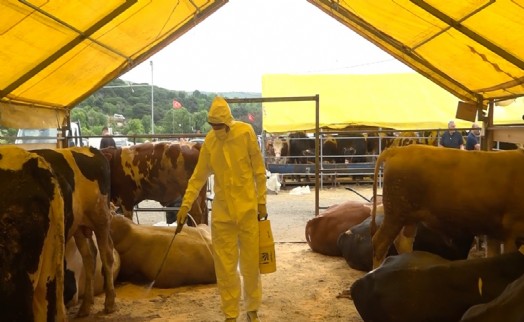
[33,147,116,317]
[371,144,524,268]
[265,136,289,164]
[110,215,216,288]
[101,141,208,225]
[0,146,67,321]
[286,131,315,164]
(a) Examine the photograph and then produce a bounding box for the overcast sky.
[121,0,412,93]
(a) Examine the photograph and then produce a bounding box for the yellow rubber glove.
[258,204,268,220]
[176,205,189,230]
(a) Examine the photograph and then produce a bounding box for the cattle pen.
[262,128,444,189]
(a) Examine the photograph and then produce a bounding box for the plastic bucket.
[259,218,276,274]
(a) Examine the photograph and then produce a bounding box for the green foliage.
[123,119,146,138]
[0,79,263,139]
[73,79,263,136]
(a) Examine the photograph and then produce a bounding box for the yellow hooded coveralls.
[180,97,267,319]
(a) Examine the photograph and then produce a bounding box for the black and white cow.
[64,236,121,307]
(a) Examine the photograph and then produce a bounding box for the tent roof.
[308,0,524,105]
[262,73,524,133]
[0,0,226,128]
[2,0,523,129]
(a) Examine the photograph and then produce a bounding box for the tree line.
[0,78,263,143]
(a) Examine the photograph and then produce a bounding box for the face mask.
[215,128,229,140]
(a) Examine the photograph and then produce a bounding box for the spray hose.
[150,214,214,288]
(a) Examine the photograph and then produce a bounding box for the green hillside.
[0,79,263,143]
[72,79,263,138]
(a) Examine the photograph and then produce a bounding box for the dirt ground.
[68,184,376,322]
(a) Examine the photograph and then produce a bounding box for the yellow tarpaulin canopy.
[308,0,524,105]
[493,98,524,125]
[262,73,524,133]
[0,0,227,128]
[2,0,523,129]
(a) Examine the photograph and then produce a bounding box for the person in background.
[439,120,465,149]
[466,123,481,151]
[100,126,117,149]
[176,96,267,322]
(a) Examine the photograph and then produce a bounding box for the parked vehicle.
[15,121,83,149]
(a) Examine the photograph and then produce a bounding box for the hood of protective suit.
[208,97,234,126]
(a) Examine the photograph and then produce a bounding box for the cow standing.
[371,145,524,268]
[33,147,116,317]
[288,131,315,164]
[265,136,289,164]
[64,237,121,308]
[336,134,369,163]
[101,141,208,225]
[0,146,67,321]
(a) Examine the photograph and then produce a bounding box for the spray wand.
[150,219,186,288]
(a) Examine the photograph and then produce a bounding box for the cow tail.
[371,148,391,236]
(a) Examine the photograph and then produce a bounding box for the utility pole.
[150,60,154,135]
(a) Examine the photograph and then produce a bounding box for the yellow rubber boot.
[247,311,260,322]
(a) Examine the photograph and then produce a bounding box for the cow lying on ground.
[350,248,524,322]
[460,263,524,321]
[64,237,121,307]
[338,212,395,271]
[101,141,208,225]
[110,215,216,288]
[34,147,116,317]
[0,146,67,321]
[371,145,524,268]
[339,209,474,271]
[305,200,371,256]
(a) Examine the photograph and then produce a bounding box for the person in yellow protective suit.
[176,96,267,322]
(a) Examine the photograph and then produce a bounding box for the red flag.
[248,113,255,122]
[173,100,182,109]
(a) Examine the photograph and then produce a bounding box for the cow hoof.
[104,304,117,314]
[76,298,94,317]
[76,306,91,318]
[104,296,117,314]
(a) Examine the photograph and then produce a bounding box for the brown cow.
[371,145,524,268]
[110,215,216,288]
[388,131,422,147]
[101,141,208,224]
[305,200,371,256]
